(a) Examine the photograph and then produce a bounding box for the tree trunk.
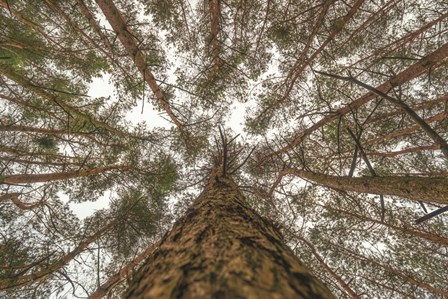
[2,164,129,184]
[125,169,334,298]
[95,0,186,132]
[282,168,448,204]
[208,0,221,78]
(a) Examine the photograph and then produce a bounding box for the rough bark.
[281,168,448,205]
[209,0,221,78]
[125,169,334,298]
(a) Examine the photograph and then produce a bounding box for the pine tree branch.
[316,70,448,159]
[415,205,448,224]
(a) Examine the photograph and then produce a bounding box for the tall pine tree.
[1,0,447,298]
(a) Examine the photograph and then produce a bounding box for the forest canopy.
[0,0,447,298]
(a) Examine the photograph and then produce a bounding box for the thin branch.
[317,70,448,159]
[415,206,448,224]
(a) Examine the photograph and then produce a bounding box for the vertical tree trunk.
[125,170,334,298]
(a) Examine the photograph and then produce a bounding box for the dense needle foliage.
[0,0,447,298]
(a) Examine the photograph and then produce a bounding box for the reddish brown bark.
[209,0,221,77]
[278,168,448,204]
[363,111,448,147]
[0,145,82,161]
[256,0,363,119]
[0,124,120,147]
[0,124,87,135]
[322,205,448,247]
[95,0,187,133]
[316,72,448,158]
[50,0,133,84]
[367,145,440,157]
[368,94,448,122]
[75,0,114,52]
[283,0,363,96]
[282,0,333,88]
[2,164,129,184]
[0,0,8,9]
[343,0,399,44]
[0,192,43,210]
[343,11,448,72]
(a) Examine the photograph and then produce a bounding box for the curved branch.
[0,192,44,210]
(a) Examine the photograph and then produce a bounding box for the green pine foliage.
[0,0,447,298]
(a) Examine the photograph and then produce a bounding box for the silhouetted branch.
[346,128,385,223]
[316,70,448,159]
[415,206,448,224]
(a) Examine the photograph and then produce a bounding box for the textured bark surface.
[283,168,448,204]
[125,172,334,298]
